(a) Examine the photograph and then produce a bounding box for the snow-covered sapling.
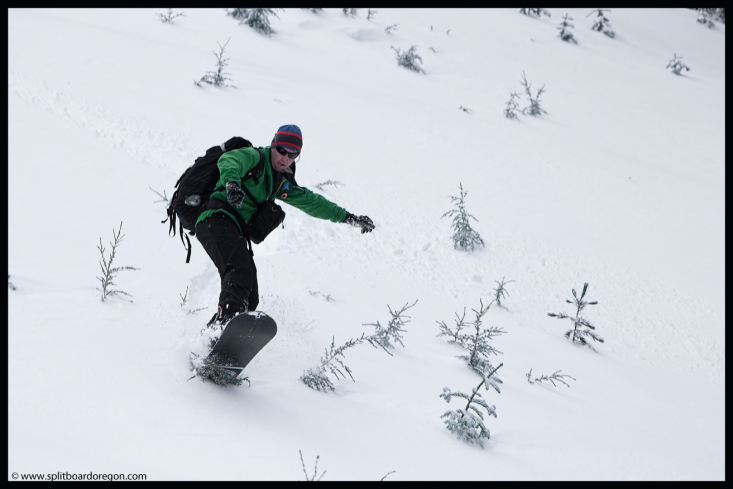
[227,8,280,36]
[456,299,505,375]
[548,282,604,350]
[300,334,367,392]
[587,8,615,38]
[314,179,344,191]
[385,24,399,34]
[367,8,378,20]
[391,45,426,74]
[666,53,691,75]
[342,8,358,17]
[440,363,503,448]
[696,9,716,28]
[441,183,485,252]
[299,450,326,481]
[302,301,415,392]
[519,8,551,18]
[309,290,335,302]
[363,300,417,355]
[493,277,515,308]
[526,368,576,387]
[504,91,522,119]
[190,352,248,387]
[156,9,185,23]
[437,307,469,343]
[557,13,578,44]
[9,274,16,291]
[195,38,235,88]
[96,222,139,302]
[519,71,547,116]
[459,105,471,114]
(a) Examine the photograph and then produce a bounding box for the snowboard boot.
[206,302,248,349]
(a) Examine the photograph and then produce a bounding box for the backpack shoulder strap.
[239,147,267,205]
[242,147,265,184]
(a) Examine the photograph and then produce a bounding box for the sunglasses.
[275,145,300,159]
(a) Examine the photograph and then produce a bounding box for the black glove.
[344,212,375,234]
[226,181,245,209]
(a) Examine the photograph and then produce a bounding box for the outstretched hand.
[226,181,245,209]
[344,212,375,234]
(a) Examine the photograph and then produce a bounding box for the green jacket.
[195,146,348,233]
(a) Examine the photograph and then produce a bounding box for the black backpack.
[164,136,265,262]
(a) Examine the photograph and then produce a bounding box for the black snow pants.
[195,213,259,313]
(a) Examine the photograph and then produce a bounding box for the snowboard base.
[205,311,277,373]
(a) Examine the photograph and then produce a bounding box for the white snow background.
[8,8,724,481]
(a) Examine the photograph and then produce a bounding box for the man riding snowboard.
[195,124,375,337]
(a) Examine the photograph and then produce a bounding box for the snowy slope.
[8,8,724,481]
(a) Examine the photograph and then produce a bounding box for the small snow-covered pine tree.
[227,8,280,36]
[456,299,505,376]
[156,8,185,23]
[548,282,604,350]
[504,91,522,119]
[519,71,547,116]
[96,221,139,301]
[493,277,515,308]
[301,300,416,392]
[440,363,503,447]
[519,8,551,18]
[191,352,248,387]
[441,183,485,252]
[666,53,691,75]
[195,38,234,88]
[363,300,416,354]
[557,13,578,44]
[587,8,615,38]
[391,45,425,74]
[696,9,716,28]
[300,335,367,392]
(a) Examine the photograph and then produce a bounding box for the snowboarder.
[195,124,375,332]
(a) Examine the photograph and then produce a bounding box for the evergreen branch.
[463,363,503,411]
[96,222,138,302]
[526,368,576,387]
[493,277,516,308]
[314,180,345,191]
[436,307,468,342]
[156,8,186,23]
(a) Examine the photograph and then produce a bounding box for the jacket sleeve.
[278,186,348,223]
[217,148,259,185]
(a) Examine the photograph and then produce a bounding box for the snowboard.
[206,311,277,375]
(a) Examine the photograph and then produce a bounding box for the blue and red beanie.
[271,124,303,153]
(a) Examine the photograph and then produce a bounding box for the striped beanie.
[271,124,303,153]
